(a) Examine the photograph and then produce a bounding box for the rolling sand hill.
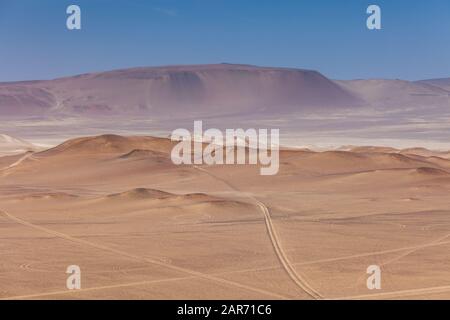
[1,134,450,299]
[39,134,175,156]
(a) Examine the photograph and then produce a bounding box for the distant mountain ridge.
[337,78,450,109]
[0,64,448,117]
[416,78,450,91]
[0,64,361,117]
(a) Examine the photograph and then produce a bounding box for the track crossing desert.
[1,135,449,299]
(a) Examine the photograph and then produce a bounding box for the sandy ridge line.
[0,152,34,174]
[193,166,323,300]
[0,210,287,299]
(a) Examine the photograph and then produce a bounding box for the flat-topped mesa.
[0,64,362,117]
[2,64,449,117]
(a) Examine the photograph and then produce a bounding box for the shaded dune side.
[103,188,224,203]
[36,134,175,157]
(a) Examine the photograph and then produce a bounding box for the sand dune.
[1,134,450,300]
[413,167,450,177]
[3,134,450,185]
[119,149,168,160]
[343,146,450,161]
[106,188,176,200]
[38,134,175,156]
[17,192,79,201]
[399,147,450,159]
[278,150,444,176]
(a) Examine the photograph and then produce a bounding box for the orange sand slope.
[0,135,449,300]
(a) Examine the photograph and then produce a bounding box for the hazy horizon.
[1,0,450,82]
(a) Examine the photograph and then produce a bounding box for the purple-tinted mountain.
[0,64,361,117]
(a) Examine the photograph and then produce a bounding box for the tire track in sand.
[0,209,287,299]
[193,165,323,299]
[333,284,450,300]
[0,152,35,176]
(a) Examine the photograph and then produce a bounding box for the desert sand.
[1,134,449,300]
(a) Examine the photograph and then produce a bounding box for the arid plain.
[1,134,450,300]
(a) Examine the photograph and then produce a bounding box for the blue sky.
[0,0,449,81]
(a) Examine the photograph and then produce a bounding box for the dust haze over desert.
[2,64,450,149]
[1,1,450,301]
